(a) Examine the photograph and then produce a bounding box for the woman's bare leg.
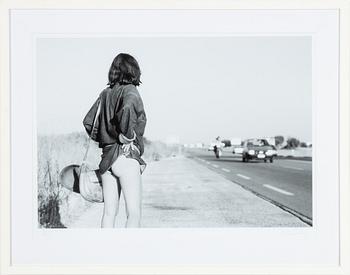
[111,156,142,228]
[100,171,121,228]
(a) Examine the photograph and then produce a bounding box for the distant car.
[242,139,277,163]
[232,145,244,154]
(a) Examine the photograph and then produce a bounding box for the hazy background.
[36,37,311,144]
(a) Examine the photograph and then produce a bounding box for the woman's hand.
[122,142,140,156]
[119,130,139,155]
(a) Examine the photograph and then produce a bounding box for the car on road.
[232,144,244,154]
[242,138,278,163]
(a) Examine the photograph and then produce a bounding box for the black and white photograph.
[37,36,312,228]
[4,6,347,272]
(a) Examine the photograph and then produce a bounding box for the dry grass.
[37,132,98,228]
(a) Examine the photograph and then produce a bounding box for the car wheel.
[242,156,246,162]
[264,159,267,163]
[270,157,273,163]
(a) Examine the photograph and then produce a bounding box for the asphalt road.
[187,149,312,223]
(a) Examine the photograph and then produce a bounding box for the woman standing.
[83,53,147,228]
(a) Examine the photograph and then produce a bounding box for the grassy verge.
[37,132,97,228]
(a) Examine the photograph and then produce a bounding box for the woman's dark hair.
[108,53,141,87]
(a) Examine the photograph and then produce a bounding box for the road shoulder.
[70,156,308,228]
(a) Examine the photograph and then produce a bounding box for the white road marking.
[236,174,251,180]
[263,184,294,196]
[222,168,230,172]
[212,164,219,168]
[282,159,311,164]
[206,161,211,164]
[280,165,304,171]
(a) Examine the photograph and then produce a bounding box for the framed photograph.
[1,0,350,274]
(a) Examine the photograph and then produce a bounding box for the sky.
[36,36,311,144]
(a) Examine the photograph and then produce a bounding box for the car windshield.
[247,139,268,146]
